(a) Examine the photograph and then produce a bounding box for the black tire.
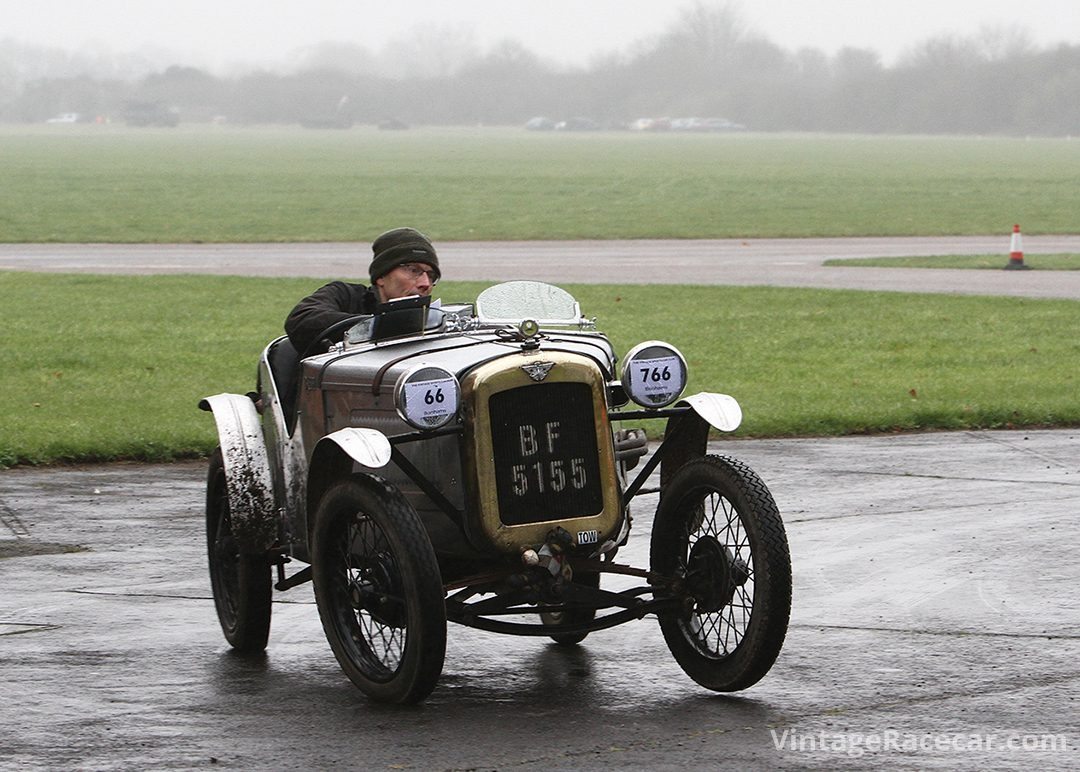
[650,455,791,691]
[541,571,600,646]
[311,475,447,704]
[206,447,272,653]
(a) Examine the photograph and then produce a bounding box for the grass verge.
[825,254,1080,269]
[3,271,1079,466]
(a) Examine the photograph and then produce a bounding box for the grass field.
[3,126,1080,242]
[3,127,1080,465]
[3,272,1079,467]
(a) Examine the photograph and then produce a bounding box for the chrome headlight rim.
[393,364,461,430]
[620,340,688,409]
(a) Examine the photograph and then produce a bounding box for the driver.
[285,227,441,355]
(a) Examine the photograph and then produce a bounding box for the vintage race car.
[200,280,791,704]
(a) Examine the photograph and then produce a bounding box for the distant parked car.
[45,113,81,124]
[377,118,409,130]
[670,117,705,131]
[630,117,671,132]
[525,116,556,131]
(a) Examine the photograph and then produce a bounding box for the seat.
[267,337,300,435]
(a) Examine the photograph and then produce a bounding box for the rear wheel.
[651,455,791,691]
[311,475,447,704]
[206,448,272,653]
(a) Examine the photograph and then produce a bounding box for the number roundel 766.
[620,341,688,408]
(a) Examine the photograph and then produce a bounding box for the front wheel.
[311,475,447,704]
[650,455,791,691]
[206,447,272,653]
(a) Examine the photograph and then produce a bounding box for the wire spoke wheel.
[339,513,408,673]
[312,475,446,704]
[205,447,272,653]
[651,455,791,691]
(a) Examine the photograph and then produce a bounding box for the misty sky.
[9,0,1080,71]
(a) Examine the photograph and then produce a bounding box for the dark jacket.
[285,281,380,355]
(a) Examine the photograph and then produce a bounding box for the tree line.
[3,4,1079,135]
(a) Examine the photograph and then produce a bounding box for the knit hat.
[369,227,440,283]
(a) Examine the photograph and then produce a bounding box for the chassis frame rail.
[442,559,687,637]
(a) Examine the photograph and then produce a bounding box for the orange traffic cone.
[1004,224,1030,270]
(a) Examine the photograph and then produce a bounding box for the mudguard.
[198,392,278,553]
[679,392,742,432]
[660,392,742,492]
[311,428,393,470]
[304,428,394,532]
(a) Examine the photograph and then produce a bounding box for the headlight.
[394,365,460,430]
[620,341,688,408]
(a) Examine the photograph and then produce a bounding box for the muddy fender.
[199,392,277,553]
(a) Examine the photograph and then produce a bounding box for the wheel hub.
[686,536,750,612]
[348,553,407,628]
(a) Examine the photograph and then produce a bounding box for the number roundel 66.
[620,341,688,408]
[394,365,461,430]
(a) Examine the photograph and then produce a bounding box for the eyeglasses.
[399,263,439,284]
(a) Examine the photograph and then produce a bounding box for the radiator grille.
[488,382,603,525]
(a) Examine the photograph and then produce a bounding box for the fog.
[4,1,1080,134]
[7,0,1080,74]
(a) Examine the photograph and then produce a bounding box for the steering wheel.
[299,315,369,360]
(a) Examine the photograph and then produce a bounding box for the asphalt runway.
[4,235,1080,298]
[2,240,1079,769]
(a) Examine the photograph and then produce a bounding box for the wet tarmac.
[2,430,1078,770]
